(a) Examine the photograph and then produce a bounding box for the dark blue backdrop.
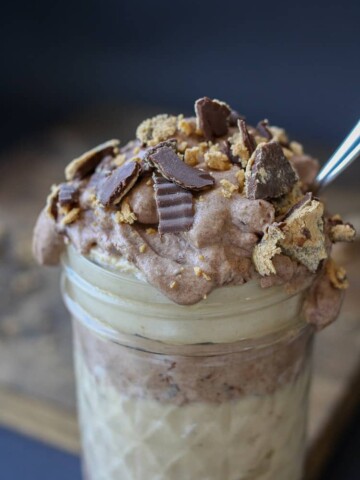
[1,0,359,151]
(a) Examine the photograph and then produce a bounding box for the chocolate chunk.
[222,140,241,165]
[195,97,231,140]
[153,173,194,234]
[147,141,214,191]
[245,141,299,200]
[256,120,272,140]
[59,184,79,207]
[65,139,119,181]
[228,109,245,127]
[98,161,141,206]
[238,119,256,157]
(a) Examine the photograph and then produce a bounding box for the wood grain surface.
[0,113,359,479]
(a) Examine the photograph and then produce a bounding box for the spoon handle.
[316,119,360,190]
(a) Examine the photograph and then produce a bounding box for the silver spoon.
[315,119,360,191]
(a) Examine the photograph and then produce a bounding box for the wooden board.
[0,113,359,479]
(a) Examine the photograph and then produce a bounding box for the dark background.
[1,0,359,178]
[0,1,359,478]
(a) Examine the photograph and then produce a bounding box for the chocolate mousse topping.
[195,97,231,140]
[98,161,141,206]
[147,141,215,191]
[153,173,194,234]
[33,97,356,328]
[245,141,299,200]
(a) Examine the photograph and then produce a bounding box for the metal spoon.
[315,119,360,191]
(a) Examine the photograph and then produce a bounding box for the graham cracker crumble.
[204,145,231,171]
[329,222,356,242]
[139,244,147,253]
[235,169,245,192]
[220,179,238,198]
[230,132,251,167]
[61,207,81,225]
[193,266,211,281]
[290,141,304,155]
[178,117,197,136]
[136,114,178,146]
[146,227,157,235]
[114,201,137,225]
[184,146,201,166]
[268,126,288,145]
[169,280,178,289]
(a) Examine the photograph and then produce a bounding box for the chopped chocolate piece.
[147,142,215,191]
[195,97,231,140]
[238,119,256,157]
[59,184,79,207]
[153,173,194,234]
[65,140,119,181]
[256,120,272,140]
[228,109,245,127]
[98,161,141,207]
[222,140,241,165]
[245,141,298,200]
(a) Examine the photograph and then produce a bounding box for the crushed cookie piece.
[61,207,81,225]
[136,114,178,146]
[198,254,205,261]
[195,97,231,140]
[139,244,147,253]
[268,126,289,145]
[65,139,119,181]
[184,146,201,166]
[178,117,197,136]
[114,201,137,224]
[253,225,285,276]
[235,170,245,192]
[245,141,298,200]
[282,147,294,160]
[330,223,356,242]
[220,179,238,198]
[113,154,127,167]
[204,145,231,171]
[326,259,349,290]
[169,280,178,289]
[194,266,202,277]
[146,178,153,186]
[146,227,157,235]
[178,141,188,153]
[45,184,60,220]
[290,141,304,156]
[193,266,211,280]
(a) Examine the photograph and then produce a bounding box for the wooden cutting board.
[0,118,359,479]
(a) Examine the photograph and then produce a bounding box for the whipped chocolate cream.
[33,98,355,328]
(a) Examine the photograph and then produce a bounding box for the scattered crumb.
[114,201,137,224]
[113,154,126,166]
[204,145,231,171]
[139,244,147,253]
[193,266,211,281]
[146,178,153,186]
[197,195,205,202]
[184,146,201,166]
[220,179,238,198]
[282,147,294,160]
[61,207,81,225]
[178,141,188,153]
[133,146,140,155]
[198,254,205,261]
[330,223,356,242]
[178,117,196,136]
[136,114,178,145]
[235,169,245,192]
[290,141,304,155]
[169,281,178,289]
[146,227,157,235]
[268,126,288,144]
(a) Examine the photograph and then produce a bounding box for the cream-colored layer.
[76,352,310,480]
[88,247,146,281]
[63,247,307,345]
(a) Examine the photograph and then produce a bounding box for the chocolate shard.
[59,184,79,207]
[222,140,241,165]
[195,97,231,140]
[153,173,194,234]
[65,139,119,181]
[147,141,214,192]
[256,119,272,140]
[238,119,256,157]
[245,141,299,200]
[228,109,245,127]
[98,161,141,207]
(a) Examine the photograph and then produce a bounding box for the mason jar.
[61,246,314,480]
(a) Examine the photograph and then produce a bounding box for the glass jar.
[61,246,313,480]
